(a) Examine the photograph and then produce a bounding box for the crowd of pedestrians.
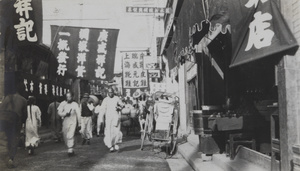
[0,85,128,169]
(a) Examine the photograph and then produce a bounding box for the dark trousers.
[0,111,20,161]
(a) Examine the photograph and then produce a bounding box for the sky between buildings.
[42,0,167,73]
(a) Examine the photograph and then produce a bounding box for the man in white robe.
[102,88,124,152]
[58,92,81,156]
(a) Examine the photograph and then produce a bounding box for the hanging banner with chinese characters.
[19,72,70,100]
[122,51,149,96]
[51,25,119,80]
[0,0,42,48]
[13,0,43,45]
[228,0,298,67]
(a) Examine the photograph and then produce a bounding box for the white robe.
[25,105,41,147]
[102,96,122,148]
[58,101,81,150]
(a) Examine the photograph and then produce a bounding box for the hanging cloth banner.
[0,0,43,47]
[51,25,119,80]
[228,0,298,68]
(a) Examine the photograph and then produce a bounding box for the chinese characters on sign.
[23,78,69,97]
[95,30,108,79]
[76,28,89,77]
[126,6,171,14]
[13,0,37,42]
[56,34,70,76]
[122,52,148,91]
[244,0,274,51]
[228,0,298,67]
[148,70,160,78]
[51,26,119,80]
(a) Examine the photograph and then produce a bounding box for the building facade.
[160,0,300,170]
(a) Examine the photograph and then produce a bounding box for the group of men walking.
[0,85,124,169]
[54,87,124,156]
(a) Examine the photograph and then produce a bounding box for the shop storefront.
[161,0,299,170]
[14,44,71,127]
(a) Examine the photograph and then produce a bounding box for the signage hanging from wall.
[126,7,172,14]
[148,70,160,78]
[143,55,161,70]
[228,0,298,67]
[122,51,149,96]
[51,25,119,80]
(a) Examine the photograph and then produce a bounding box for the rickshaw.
[140,91,179,158]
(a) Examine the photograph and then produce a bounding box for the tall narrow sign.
[51,26,119,80]
[122,51,148,97]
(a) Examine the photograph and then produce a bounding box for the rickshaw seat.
[155,101,174,130]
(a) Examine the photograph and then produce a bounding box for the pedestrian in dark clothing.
[80,93,93,145]
[0,84,27,169]
[47,98,62,142]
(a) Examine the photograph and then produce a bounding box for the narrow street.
[0,134,193,171]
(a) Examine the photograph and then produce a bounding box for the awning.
[228,0,298,68]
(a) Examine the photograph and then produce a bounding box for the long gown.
[57,101,81,151]
[25,105,41,147]
[102,96,123,148]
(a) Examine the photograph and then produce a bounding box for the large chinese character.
[78,40,89,52]
[57,51,69,63]
[96,54,106,66]
[125,80,131,87]
[95,66,106,79]
[97,42,107,54]
[140,53,144,59]
[98,30,108,42]
[14,18,37,42]
[133,62,139,69]
[44,84,48,95]
[133,71,139,78]
[76,65,86,77]
[124,53,130,59]
[57,64,67,76]
[245,0,268,8]
[132,53,138,59]
[124,71,131,78]
[124,61,131,68]
[245,11,274,51]
[77,53,86,65]
[79,28,90,40]
[140,61,144,68]
[141,80,147,87]
[141,71,146,78]
[57,38,70,51]
[14,0,33,19]
[39,83,43,94]
[133,80,139,87]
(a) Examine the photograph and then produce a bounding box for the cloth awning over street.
[228,0,298,68]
